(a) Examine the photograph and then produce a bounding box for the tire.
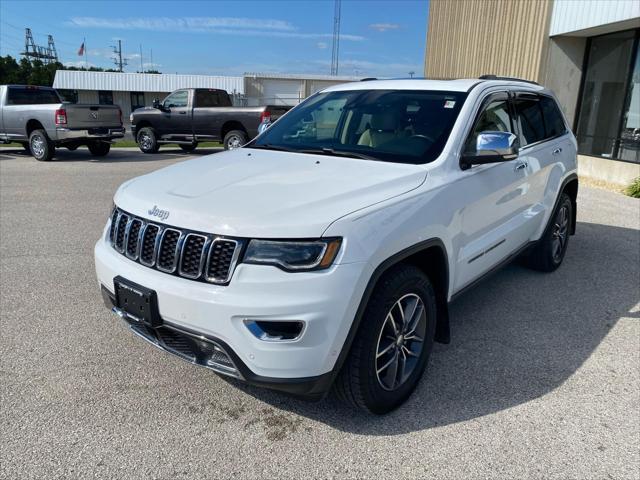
[179,143,198,153]
[29,129,54,161]
[137,127,159,153]
[223,130,247,150]
[334,264,437,414]
[87,141,111,157]
[522,192,572,272]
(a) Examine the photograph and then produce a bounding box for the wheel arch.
[332,238,451,383]
[25,119,45,137]
[221,120,247,139]
[135,120,153,132]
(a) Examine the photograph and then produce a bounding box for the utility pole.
[111,39,127,72]
[330,0,341,75]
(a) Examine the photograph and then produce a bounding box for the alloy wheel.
[31,135,45,158]
[551,204,569,262]
[375,293,427,391]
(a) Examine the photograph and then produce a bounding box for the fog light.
[244,320,304,341]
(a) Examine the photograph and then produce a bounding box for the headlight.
[243,238,342,271]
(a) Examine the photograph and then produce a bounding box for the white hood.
[114,148,427,238]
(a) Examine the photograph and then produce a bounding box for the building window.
[98,90,114,105]
[575,29,639,163]
[130,92,145,111]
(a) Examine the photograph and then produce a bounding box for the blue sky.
[0,0,428,77]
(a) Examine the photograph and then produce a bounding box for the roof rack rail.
[479,74,539,86]
[359,77,377,82]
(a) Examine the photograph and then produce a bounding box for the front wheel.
[522,192,573,272]
[29,130,54,161]
[137,127,159,153]
[223,130,247,150]
[87,141,111,156]
[334,264,437,414]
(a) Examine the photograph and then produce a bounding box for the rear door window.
[195,90,220,108]
[514,96,545,146]
[7,87,60,105]
[540,96,566,138]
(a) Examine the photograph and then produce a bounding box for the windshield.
[250,89,467,164]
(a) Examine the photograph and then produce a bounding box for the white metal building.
[53,71,245,118]
[52,70,361,118]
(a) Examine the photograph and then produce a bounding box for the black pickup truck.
[130,88,290,152]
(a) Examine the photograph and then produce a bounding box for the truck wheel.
[522,192,573,272]
[223,130,247,150]
[179,143,198,153]
[137,127,159,153]
[334,264,436,414]
[87,141,111,157]
[29,130,55,161]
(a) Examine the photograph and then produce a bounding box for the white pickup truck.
[0,85,124,161]
[95,76,578,414]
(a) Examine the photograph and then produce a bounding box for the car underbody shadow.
[227,221,639,435]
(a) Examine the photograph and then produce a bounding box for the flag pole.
[84,37,88,69]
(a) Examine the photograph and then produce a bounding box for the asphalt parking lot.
[1,146,639,479]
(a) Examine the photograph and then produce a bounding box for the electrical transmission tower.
[111,40,128,72]
[22,28,59,64]
[330,0,341,75]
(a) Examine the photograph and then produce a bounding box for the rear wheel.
[334,264,436,414]
[87,141,111,157]
[223,130,247,150]
[137,127,159,153]
[522,192,572,272]
[29,129,54,161]
[179,143,198,153]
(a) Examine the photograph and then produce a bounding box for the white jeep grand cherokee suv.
[95,77,578,414]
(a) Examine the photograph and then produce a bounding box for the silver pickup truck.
[0,85,125,161]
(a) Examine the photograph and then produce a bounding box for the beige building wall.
[425,0,553,83]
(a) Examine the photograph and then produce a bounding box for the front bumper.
[94,237,369,397]
[56,127,125,141]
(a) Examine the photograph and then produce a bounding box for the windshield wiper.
[300,147,378,161]
[248,143,296,152]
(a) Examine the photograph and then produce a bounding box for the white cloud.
[369,23,400,32]
[66,16,364,41]
[317,42,328,49]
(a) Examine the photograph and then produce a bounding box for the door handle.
[514,161,528,172]
[552,147,562,155]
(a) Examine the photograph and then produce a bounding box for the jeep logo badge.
[148,205,170,221]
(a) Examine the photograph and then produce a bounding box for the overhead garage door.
[261,79,303,106]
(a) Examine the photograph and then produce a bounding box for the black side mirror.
[152,98,161,109]
[461,131,519,170]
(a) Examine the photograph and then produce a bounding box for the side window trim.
[515,92,568,151]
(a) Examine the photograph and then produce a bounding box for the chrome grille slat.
[110,208,240,284]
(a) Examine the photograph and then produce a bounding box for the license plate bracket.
[113,276,162,327]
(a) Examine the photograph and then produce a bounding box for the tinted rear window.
[195,90,231,107]
[515,97,545,145]
[540,96,566,138]
[7,87,60,105]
